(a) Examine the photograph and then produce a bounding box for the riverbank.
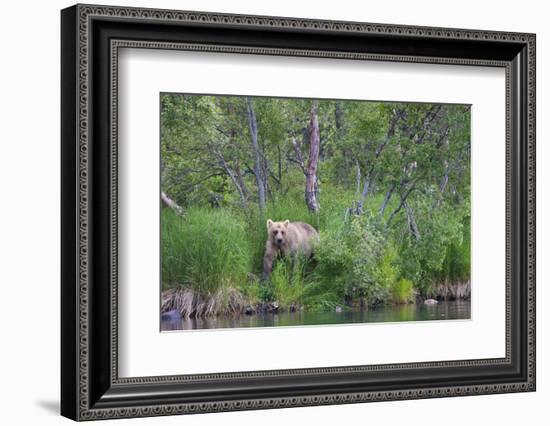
[422,281,471,302]
[161,280,471,320]
[161,287,299,319]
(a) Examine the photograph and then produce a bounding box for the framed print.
[61,3,536,421]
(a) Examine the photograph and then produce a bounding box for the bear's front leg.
[261,247,277,282]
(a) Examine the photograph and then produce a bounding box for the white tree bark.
[246,97,266,213]
[161,191,183,215]
[305,101,320,213]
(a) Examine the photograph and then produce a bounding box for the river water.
[161,300,470,331]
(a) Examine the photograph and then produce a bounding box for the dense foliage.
[160,94,471,312]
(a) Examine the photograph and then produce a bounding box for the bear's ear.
[284,220,290,227]
[267,219,273,229]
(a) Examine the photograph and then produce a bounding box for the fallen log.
[161,191,183,215]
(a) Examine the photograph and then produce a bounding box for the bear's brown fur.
[262,219,319,279]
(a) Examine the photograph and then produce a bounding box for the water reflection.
[161,300,470,331]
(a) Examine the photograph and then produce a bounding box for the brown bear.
[262,219,319,280]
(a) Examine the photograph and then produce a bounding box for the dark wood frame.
[61,3,536,421]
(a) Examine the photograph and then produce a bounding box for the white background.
[119,49,505,377]
[0,0,547,425]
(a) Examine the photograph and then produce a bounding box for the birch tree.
[246,97,266,213]
[305,101,320,213]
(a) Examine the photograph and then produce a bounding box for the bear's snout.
[276,237,283,244]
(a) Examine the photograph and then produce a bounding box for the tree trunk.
[305,101,320,213]
[277,145,282,187]
[379,184,395,216]
[235,164,249,199]
[355,176,372,214]
[432,135,450,210]
[404,201,421,242]
[246,97,266,213]
[432,166,449,210]
[387,183,416,225]
[217,154,248,209]
[335,101,344,132]
[291,136,306,175]
[354,109,400,214]
[161,191,183,215]
[355,159,362,197]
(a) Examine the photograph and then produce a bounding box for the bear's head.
[267,219,289,247]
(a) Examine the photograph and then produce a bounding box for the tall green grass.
[269,256,309,307]
[390,278,416,304]
[438,221,471,284]
[263,254,344,312]
[161,208,253,294]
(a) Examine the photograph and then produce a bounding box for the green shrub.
[392,199,470,294]
[312,213,394,306]
[369,241,401,303]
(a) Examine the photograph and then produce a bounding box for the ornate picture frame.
[61,3,535,421]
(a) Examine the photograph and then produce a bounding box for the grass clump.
[268,256,309,308]
[390,278,416,304]
[161,207,253,294]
